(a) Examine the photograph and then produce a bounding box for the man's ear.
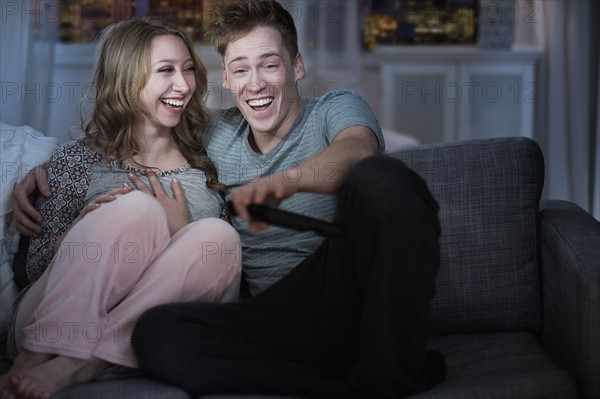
[221,63,231,91]
[294,53,305,82]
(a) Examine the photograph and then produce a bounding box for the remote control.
[227,201,345,237]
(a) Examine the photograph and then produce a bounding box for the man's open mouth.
[247,97,273,110]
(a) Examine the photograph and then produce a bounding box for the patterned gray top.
[25,139,225,283]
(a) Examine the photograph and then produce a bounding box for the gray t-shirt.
[86,161,223,222]
[205,90,384,294]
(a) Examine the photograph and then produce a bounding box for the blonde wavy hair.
[82,18,225,196]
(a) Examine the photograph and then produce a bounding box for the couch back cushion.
[392,137,543,334]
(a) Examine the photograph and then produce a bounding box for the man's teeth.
[162,98,184,107]
[248,98,273,107]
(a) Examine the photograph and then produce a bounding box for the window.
[58,0,228,43]
[361,0,478,50]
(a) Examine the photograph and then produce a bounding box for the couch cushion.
[52,333,575,399]
[409,333,577,399]
[52,378,190,399]
[391,138,544,333]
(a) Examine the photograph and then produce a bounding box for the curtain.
[0,0,58,328]
[0,0,58,133]
[540,0,600,220]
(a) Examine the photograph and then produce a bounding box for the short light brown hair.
[206,0,299,60]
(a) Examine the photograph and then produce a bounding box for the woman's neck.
[131,128,187,171]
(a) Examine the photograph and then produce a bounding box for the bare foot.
[0,374,17,399]
[12,356,107,399]
[10,350,53,373]
[0,351,54,399]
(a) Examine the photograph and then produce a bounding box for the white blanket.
[1,123,57,330]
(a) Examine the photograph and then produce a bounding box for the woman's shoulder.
[48,139,104,171]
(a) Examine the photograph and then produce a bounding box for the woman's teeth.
[162,98,184,107]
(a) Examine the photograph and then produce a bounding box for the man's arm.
[11,165,51,237]
[230,126,379,233]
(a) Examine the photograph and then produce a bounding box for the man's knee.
[347,155,436,208]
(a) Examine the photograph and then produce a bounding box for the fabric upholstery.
[539,200,600,399]
[409,333,578,399]
[53,333,578,399]
[390,138,544,334]
[52,378,189,399]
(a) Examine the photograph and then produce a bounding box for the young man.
[11,1,442,397]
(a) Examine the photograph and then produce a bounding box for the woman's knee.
[185,218,241,259]
[104,190,167,228]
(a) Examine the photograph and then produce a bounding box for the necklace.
[111,160,191,177]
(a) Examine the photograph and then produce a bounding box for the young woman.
[0,18,241,399]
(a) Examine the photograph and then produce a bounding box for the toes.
[11,375,49,399]
[0,376,17,399]
[7,374,20,389]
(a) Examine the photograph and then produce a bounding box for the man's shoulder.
[315,89,363,103]
[305,89,371,113]
[206,107,246,148]
[209,106,245,128]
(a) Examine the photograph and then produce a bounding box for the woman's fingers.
[170,178,186,204]
[128,173,153,195]
[146,171,166,199]
[77,184,134,221]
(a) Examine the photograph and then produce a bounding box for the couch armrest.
[539,200,600,399]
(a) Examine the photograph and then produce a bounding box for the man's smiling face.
[222,25,305,140]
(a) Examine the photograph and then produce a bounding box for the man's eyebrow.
[227,53,282,66]
[227,56,247,66]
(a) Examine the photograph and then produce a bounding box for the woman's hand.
[53,185,134,254]
[128,171,189,235]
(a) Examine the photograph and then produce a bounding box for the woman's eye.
[159,68,173,73]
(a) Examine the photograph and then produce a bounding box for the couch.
[2,137,598,399]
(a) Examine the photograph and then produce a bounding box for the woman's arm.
[25,141,103,283]
[52,185,134,254]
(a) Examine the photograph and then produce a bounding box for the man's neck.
[247,100,303,155]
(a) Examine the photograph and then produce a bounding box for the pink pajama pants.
[14,191,241,368]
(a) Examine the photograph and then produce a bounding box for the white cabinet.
[381,63,458,144]
[377,48,540,144]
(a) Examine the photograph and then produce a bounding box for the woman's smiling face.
[138,34,196,134]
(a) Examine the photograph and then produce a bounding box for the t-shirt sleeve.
[25,140,102,283]
[320,90,385,153]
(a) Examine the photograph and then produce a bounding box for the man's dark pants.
[132,155,441,399]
